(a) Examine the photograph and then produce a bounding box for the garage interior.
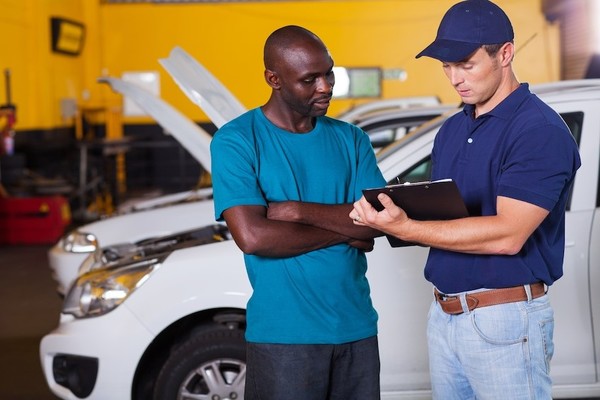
[1,0,600,399]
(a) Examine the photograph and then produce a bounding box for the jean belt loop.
[459,293,471,314]
[524,284,533,302]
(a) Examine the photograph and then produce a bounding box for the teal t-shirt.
[210,108,386,344]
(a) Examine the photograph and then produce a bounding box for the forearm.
[390,216,515,254]
[238,219,350,257]
[268,201,383,240]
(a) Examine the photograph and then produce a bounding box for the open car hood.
[98,46,249,173]
[159,46,247,129]
[98,76,214,173]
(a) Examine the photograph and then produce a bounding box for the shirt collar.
[462,83,530,120]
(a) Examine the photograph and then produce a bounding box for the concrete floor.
[0,244,61,400]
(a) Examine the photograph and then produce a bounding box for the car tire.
[152,326,246,400]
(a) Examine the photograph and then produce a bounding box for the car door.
[547,102,599,393]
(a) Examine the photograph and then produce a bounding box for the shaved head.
[264,25,329,72]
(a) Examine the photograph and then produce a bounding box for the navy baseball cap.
[416,0,514,62]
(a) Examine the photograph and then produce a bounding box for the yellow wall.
[1,0,560,130]
[0,0,88,130]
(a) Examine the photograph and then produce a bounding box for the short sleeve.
[498,123,580,211]
[210,122,267,221]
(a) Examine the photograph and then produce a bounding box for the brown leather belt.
[434,282,546,315]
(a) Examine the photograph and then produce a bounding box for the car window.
[362,113,445,150]
[559,112,584,210]
[369,127,409,149]
[387,156,432,185]
[560,112,583,146]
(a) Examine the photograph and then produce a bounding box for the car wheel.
[153,327,246,400]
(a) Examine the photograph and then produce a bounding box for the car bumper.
[40,306,154,400]
[47,244,89,296]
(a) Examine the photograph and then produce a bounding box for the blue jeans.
[427,291,554,400]
[245,336,380,400]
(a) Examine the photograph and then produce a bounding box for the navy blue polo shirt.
[425,83,581,294]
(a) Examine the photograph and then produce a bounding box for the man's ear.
[500,42,515,65]
[264,69,280,89]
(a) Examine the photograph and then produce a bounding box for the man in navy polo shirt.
[350,0,581,398]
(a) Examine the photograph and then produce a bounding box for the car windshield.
[375,110,454,164]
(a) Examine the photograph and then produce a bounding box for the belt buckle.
[435,290,454,302]
[435,290,480,314]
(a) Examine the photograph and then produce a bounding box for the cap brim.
[416,39,481,62]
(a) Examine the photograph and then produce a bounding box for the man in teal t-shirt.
[210,25,385,400]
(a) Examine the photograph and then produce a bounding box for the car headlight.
[63,256,162,318]
[62,231,98,253]
[77,251,102,276]
[77,241,120,276]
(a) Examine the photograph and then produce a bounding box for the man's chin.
[458,95,474,104]
[312,102,330,115]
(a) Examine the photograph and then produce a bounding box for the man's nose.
[447,68,463,87]
[317,76,334,93]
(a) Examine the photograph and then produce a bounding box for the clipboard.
[362,179,469,247]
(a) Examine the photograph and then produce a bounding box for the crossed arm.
[223,201,384,258]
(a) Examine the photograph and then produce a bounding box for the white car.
[353,103,456,150]
[47,47,451,296]
[336,95,442,123]
[40,74,600,399]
